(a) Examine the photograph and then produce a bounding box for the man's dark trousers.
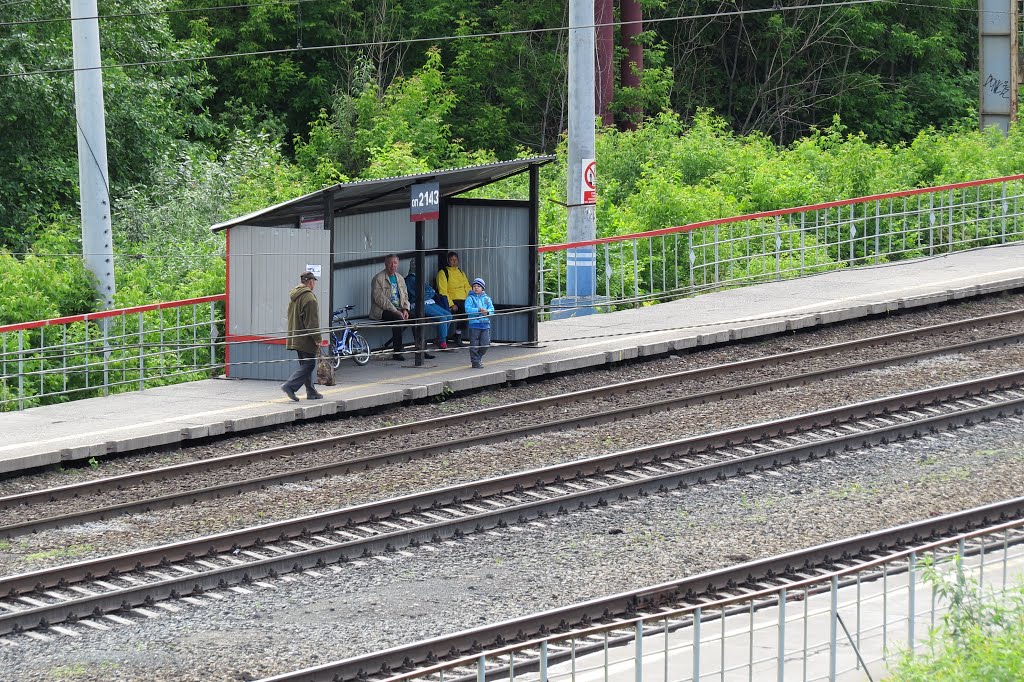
[283,350,316,395]
[381,310,406,354]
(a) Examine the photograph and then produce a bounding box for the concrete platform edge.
[5,273,1024,474]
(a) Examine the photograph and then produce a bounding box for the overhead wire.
[0,0,891,80]
[0,0,323,29]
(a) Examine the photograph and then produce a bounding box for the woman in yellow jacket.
[436,250,471,346]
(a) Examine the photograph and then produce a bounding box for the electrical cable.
[0,0,889,80]
[0,0,324,29]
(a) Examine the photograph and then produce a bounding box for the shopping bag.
[316,350,336,386]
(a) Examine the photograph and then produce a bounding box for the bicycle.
[328,305,371,367]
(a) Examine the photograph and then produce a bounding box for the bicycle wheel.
[348,332,371,366]
[329,338,343,370]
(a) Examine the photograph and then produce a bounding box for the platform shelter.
[211,157,554,381]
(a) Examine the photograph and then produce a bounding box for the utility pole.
[71,0,116,309]
[556,0,599,318]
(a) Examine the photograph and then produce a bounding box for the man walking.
[370,254,411,360]
[281,271,324,401]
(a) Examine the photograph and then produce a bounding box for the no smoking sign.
[581,158,596,205]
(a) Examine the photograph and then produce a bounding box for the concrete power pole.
[71,0,116,309]
[558,0,599,317]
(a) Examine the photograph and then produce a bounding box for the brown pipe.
[620,0,644,128]
[596,0,615,126]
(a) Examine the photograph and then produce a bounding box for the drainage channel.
[0,371,1022,637]
[4,325,1023,538]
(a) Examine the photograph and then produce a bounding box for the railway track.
[258,495,1024,682]
[1,369,1022,638]
[3,309,1023,538]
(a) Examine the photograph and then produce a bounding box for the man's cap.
[472,277,486,289]
[300,271,318,281]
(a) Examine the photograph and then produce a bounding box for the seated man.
[369,254,411,360]
[406,268,453,352]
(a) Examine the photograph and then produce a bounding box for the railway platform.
[2,243,1023,476]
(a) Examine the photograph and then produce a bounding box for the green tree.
[0,0,214,251]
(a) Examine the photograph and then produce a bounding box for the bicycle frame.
[328,307,369,364]
[331,326,355,355]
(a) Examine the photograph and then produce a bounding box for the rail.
[260,498,1024,682]
[0,294,226,411]
[539,174,1024,315]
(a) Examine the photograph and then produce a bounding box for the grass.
[919,466,972,485]
[0,540,10,551]
[25,543,94,563]
[830,481,867,500]
[49,662,118,679]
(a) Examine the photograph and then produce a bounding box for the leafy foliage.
[114,132,315,306]
[1,0,1021,324]
[886,557,1024,681]
[659,0,977,143]
[0,220,95,325]
[0,0,214,251]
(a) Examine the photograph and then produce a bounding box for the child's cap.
[472,277,486,289]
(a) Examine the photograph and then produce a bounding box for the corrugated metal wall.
[228,225,331,379]
[330,209,441,350]
[331,208,439,319]
[227,339,292,382]
[448,202,531,342]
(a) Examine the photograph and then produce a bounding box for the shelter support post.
[415,220,426,367]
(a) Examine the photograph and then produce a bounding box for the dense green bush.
[0,220,95,325]
[886,558,1024,681]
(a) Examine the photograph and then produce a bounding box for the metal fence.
[378,519,1023,682]
[539,174,1024,314]
[0,295,225,411]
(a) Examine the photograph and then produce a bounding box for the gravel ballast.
[1,344,1022,576]
[2,406,1022,681]
[2,294,1024,680]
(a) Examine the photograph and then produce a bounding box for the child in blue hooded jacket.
[464,277,495,368]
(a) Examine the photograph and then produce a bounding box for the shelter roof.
[210,156,555,233]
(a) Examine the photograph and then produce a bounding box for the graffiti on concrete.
[984,73,1011,99]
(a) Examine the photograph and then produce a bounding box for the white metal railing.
[374,519,1024,682]
[0,295,225,411]
[539,175,1024,314]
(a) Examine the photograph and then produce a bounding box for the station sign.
[410,182,440,221]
